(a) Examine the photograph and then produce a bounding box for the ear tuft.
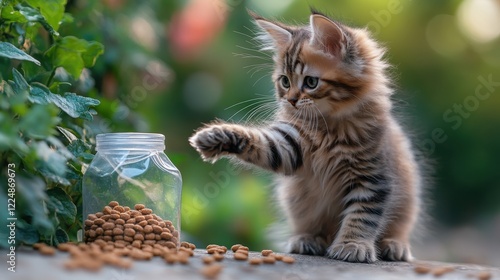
[310,14,346,57]
[252,14,292,51]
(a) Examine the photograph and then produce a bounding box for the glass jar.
[82,133,182,245]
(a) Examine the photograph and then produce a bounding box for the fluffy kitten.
[189,11,421,263]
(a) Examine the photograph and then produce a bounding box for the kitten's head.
[252,11,391,118]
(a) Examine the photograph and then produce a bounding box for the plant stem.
[47,68,56,86]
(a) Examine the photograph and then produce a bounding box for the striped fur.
[189,12,421,263]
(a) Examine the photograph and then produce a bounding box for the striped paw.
[287,234,327,256]
[189,125,247,162]
[378,239,412,262]
[326,240,377,263]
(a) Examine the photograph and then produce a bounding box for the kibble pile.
[84,201,179,248]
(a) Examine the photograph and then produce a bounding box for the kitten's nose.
[287,97,298,107]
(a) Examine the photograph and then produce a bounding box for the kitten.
[189,11,422,263]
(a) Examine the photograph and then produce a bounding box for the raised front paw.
[287,234,327,256]
[326,240,377,263]
[378,239,412,262]
[189,125,247,162]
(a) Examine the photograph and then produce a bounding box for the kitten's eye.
[304,76,319,89]
[280,76,290,89]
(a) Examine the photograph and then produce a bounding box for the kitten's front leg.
[189,122,303,174]
[189,123,250,162]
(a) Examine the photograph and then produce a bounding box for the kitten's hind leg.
[286,234,327,256]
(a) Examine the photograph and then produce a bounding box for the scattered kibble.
[261,249,273,256]
[202,256,215,265]
[201,264,223,279]
[432,266,454,277]
[477,271,492,280]
[231,244,242,252]
[281,256,296,264]
[234,252,248,261]
[414,265,432,274]
[262,256,276,264]
[249,258,263,265]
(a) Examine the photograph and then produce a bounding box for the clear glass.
[82,133,182,244]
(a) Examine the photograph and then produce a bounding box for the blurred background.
[67,0,500,266]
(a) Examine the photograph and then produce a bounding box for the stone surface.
[2,248,499,280]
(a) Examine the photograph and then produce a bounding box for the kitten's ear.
[310,14,346,57]
[250,12,292,51]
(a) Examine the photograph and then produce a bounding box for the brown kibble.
[144,240,157,246]
[273,254,283,261]
[57,243,74,252]
[206,244,219,250]
[201,264,222,279]
[132,240,142,248]
[160,232,173,240]
[124,236,134,242]
[261,249,273,256]
[144,214,153,220]
[108,201,119,207]
[165,254,178,264]
[120,213,130,220]
[88,229,97,238]
[148,219,159,226]
[133,225,143,232]
[433,266,454,277]
[104,230,113,236]
[234,252,248,260]
[126,218,135,224]
[95,212,104,218]
[124,206,131,212]
[109,213,120,220]
[101,215,111,221]
[102,222,115,230]
[231,244,241,252]
[115,219,125,225]
[134,204,145,210]
[93,218,105,225]
[145,233,156,240]
[144,225,153,234]
[103,206,113,214]
[172,230,179,238]
[213,253,224,262]
[238,246,249,251]
[263,256,276,264]
[281,256,295,264]
[207,248,217,254]
[180,241,191,248]
[236,249,248,256]
[414,265,432,274]
[114,235,124,241]
[112,228,124,235]
[138,220,148,227]
[39,246,56,255]
[477,271,492,280]
[180,247,194,256]
[124,228,136,237]
[84,219,93,227]
[203,256,215,264]
[189,243,196,250]
[113,206,125,213]
[249,258,262,265]
[165,241,177,249]
[95,227,104,236]
[141,208,153,215]
[178,251,190,264]
[134,233,145,241]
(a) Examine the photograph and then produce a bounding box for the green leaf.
[0,42,39,65]
[25,0,67,31]
[34,141,68,176]
[46,36,104,78]
[54,228,69,245]
[17,4,59,37]
[0,5,28,23]
[16,220,40,246]
[18,104,59,138]
[46,187,77,226]
[10,68,30,95]
[28,83,100,120]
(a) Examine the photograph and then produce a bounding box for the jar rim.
[96,133,165,151]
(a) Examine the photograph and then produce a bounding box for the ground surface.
[1,248,499,280]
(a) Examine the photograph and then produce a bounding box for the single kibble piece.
[93,218,105,226]
[262,256,276,264]
[231,244,241,252]
[206,244,219,250]
[477,271,492,280]
[39,246,56,256]
[213,253,224,262]
[201,264,223,279]
[281,256,295,264]
[124,228,136,237]
[414,265,432,274]
[57,243,74,252]
[238,246,249,251]
[177,252,190,264]
[249,258,262,265]
[433,267,454,277]
[164,254,178,264]
[203,256,215,264]
[114,206,125,213]
[144,225,153,234]
[234,252,248,261]
[273,254,283,261]
[236,249,248,256]
[261,249,273,256]
[134,204,145,210]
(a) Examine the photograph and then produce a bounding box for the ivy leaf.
[46,36,104,79]
[0,5,28,23]
[54,228,69,245]
[18,104,60,139]
[17,4,59,37]
[25,0,67,31]
[29,83,100,120]
[34,141,68,176]
[46,187,77,226]
[0,42,41,65]
[10,68,30,95]
[16,220,40,246]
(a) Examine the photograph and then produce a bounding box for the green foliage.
[0,0,102,247]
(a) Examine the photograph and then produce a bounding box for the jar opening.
[96,133,165,151]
